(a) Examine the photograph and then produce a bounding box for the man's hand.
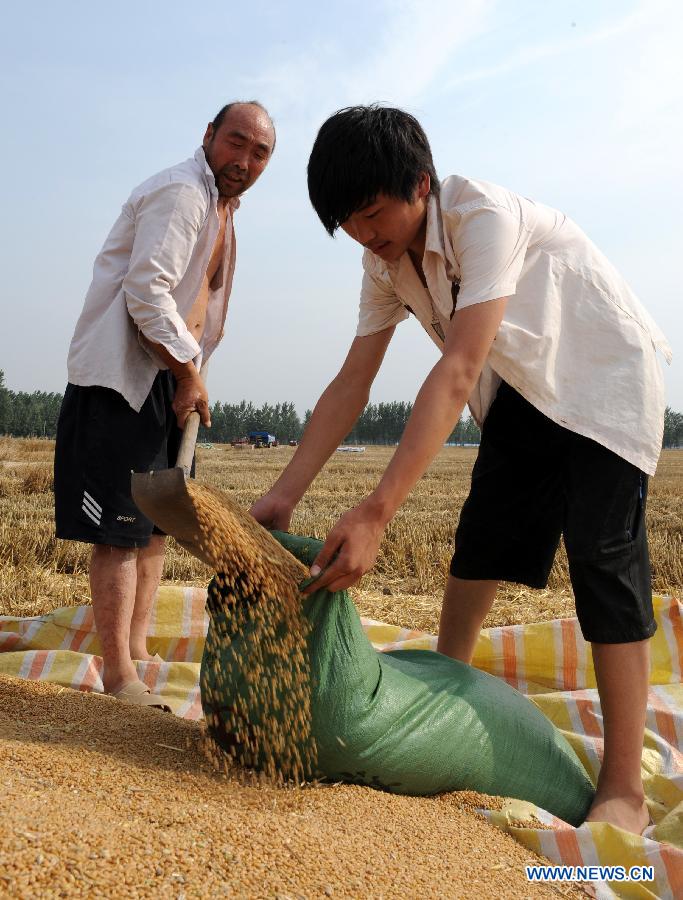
[303,498,389,595]
[249,492,295,532]
[143,339,210,430]
[173,370,210,429]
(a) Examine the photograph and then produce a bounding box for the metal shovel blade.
[131,467,212,566]
[130,364,214,565]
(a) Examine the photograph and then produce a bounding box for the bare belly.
[186,278,209,342]
[186,200,228,345]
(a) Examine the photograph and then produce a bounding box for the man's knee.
[444,576,499,603]
[91,543,138,564]
[137,534,166,571]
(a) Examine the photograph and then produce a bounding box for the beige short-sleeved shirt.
[357,175,672,475]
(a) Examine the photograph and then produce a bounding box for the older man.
[55,101,275,708]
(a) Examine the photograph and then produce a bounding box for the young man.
[251,105,671,833]
[55,102,275,709]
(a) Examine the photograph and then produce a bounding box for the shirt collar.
[424,193,445,259]
[193,147,241,211]
[384,193,444,275]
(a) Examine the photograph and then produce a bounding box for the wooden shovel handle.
[176,360,209,476]
[177,412,200,475]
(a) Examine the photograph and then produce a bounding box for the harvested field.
[0,437,681,630]
[0,676,585,899]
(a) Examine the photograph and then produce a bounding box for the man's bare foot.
[585,792,650,835]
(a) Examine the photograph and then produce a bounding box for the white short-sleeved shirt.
[357,175,672,475]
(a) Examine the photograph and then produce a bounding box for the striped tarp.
[1,590,680,899]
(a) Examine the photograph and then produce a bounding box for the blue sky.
[1,0,681,412]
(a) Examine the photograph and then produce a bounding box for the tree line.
[2,370,682,448]
[0,371,481,445]
[0,372,63,438]
[184,398,481,446]
[664,407,683,449]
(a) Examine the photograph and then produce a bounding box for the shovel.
[131,373,214,567]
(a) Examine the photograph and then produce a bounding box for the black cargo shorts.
[450,382,655,644]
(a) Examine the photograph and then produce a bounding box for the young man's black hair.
[307,105,439,236]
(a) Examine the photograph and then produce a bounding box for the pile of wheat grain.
[2,675,586,899]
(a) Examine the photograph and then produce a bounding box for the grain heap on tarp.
[187,480,316,784]
[192,483,594,826]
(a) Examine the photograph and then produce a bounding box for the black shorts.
[450,382,655,644]
[54,372,191,548]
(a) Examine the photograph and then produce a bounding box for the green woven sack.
[201,531,594,826]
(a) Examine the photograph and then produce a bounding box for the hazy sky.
[2,0,681,413]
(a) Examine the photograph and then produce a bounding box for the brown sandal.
[112,680,172,713]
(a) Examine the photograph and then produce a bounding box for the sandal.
[111,680,172,713]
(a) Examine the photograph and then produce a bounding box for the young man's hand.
[303,497,389,594]
[249,492,295,532]
[173,370,210,428]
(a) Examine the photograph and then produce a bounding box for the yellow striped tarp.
[1,590,680,899]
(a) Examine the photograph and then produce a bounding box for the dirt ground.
[0,676,588,899]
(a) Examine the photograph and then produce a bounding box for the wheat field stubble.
[1,438,680,628]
